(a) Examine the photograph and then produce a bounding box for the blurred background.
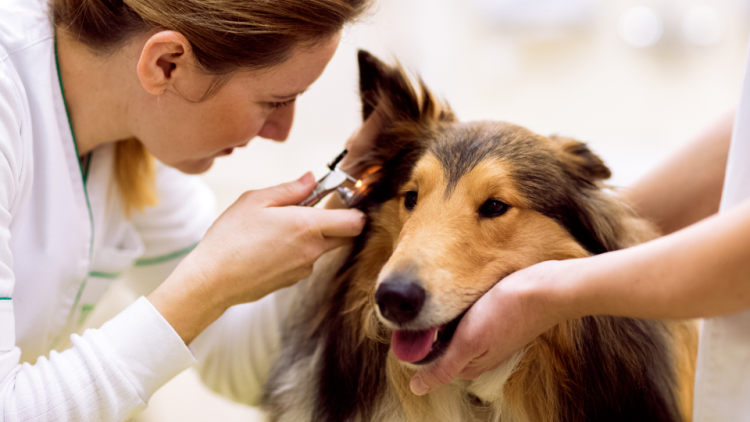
[117,0,749,420]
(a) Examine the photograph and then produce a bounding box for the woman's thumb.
[259,172,316,207]
[409,344,471,396]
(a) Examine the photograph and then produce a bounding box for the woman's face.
[132,33,341,174]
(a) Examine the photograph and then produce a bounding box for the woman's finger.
[409,331,476,395]
[321,236,353,252]
[246,172,316,208]
[307,208,366,238]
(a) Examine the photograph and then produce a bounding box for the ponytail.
[113,138,157,218]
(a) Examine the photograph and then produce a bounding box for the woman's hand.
[148,173,366,344]
[409,260,574,395]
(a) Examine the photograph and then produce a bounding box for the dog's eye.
[404,191,418,211]
[479,199,509,218]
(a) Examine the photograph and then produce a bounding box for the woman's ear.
[137,31,193,96]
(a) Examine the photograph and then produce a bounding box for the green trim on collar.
[0,297,11,300]
[80,151,92,183]
[88,271,122,280]
[54,26,95,329]
[135,243,199,267]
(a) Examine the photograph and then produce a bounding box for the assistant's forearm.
[565,197,750,320]
[624,111,733,235]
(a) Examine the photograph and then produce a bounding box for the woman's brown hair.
[53,0,370,216]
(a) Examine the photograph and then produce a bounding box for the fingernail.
[410,377,429,396]
[298,172,314,184]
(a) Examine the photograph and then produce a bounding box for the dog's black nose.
[375,281,426,324]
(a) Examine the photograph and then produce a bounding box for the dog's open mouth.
[391,311,466,365]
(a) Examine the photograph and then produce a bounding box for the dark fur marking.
[358,50,421,122]
[314,258,390,422]
[431,131,499,198]
[557,316,682,422]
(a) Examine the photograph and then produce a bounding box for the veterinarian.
[0,0,378,419]
[410,50,750,422]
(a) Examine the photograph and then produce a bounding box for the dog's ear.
[548,136,616,254]
[358,50,392,121]
[549,135,611,183]
[357,50,455,125]
[348,51,455,210]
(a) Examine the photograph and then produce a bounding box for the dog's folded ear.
[549,135,611,183]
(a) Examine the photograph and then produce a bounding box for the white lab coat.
[0,0,243,420]
[692,43,750,421]
[0,1,298,420]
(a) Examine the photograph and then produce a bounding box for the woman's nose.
[257,103,296,142]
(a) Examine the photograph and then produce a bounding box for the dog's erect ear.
[357,50,455,124]
[358,50,391,121]
[349,51,455,210]
[549,135,611,183]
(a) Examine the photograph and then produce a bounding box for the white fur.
[467,351,525,406]
[267,344,323,422]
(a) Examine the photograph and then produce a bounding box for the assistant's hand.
[410,261,574,395]
[149,172,366,344]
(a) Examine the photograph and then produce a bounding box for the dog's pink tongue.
[391,328,437,363]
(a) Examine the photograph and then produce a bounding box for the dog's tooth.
[433,330,438,343]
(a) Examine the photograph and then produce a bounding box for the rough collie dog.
[262,51,698,422]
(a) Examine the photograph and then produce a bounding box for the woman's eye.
[269,99,294,109]
[404,191,418,211]
[479,199,509,218]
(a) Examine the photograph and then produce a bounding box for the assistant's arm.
[624,111,733,234]
[557,195,750,320]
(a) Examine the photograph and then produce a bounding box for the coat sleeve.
[189,285,300,407]
[188,245,347,406]
[128,161,297,407]
[123,164,217,298]
[0,64,196,421]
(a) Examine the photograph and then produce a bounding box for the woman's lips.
[219,141,249,156]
